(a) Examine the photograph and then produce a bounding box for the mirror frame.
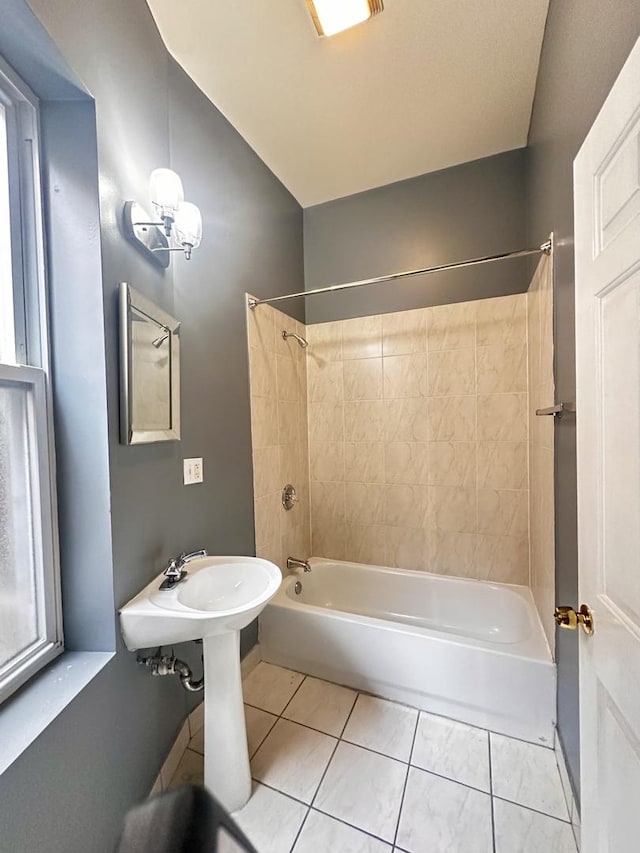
[119,282,181,445]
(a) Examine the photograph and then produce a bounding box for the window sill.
[0,650,113,776]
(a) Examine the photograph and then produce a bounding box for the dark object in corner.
[115,785,258,853]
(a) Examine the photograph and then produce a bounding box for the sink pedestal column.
[202,630,251,813]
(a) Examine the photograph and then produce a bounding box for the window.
[0,59,62,704]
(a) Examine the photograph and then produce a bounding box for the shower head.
[282,330,309,349]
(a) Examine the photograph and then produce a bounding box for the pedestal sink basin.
[119,556,281,812]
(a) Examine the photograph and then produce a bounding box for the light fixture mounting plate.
[123,201,170,269]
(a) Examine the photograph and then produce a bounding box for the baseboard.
[149,643,262,796]
[554,730,580,850]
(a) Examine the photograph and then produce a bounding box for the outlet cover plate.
[183,458,203,485]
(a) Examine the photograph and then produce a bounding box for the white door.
[574,34,640,853]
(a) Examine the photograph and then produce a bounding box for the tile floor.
[168,662,578,853]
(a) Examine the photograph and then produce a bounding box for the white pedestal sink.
[119,556,281,812]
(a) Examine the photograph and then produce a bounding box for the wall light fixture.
[305,0,383,37]
[123,169,203,268]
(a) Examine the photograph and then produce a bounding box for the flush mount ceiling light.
[306,0,384,37]
[123,169,203,268]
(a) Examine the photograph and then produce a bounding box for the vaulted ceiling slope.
[147,0,550,207]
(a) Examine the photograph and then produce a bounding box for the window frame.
[0,58,63,705]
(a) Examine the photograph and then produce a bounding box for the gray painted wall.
[526,0,640,800]
[303,149,529,324]
[0,0,303,850]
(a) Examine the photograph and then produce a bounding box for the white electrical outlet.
[183,457,204,485]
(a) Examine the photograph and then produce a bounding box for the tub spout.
[286,556,311,574]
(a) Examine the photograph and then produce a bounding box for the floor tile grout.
[235,664,571,847]
[488,731,496,852]
[392,712,420,848]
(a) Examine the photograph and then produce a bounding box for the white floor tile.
[251,718,337,803]
[411,712,490,792]
[342,694,418,761]
[396,767,492,853]
[283,676,357,736]
[491,733,569,820]
[160,721,190,788]
[243,662,305,715]
[494,798,577,853]
[166,748,204,790]
[232,783,307,853]
[294,810,391,852]
[314,741,406,842]
[188,701,204,737]
[245,704,278,757]
[189,726,204,755]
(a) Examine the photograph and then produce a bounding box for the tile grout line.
[489,731,497,853]
[391,711,421,849]
[287,689,361,852]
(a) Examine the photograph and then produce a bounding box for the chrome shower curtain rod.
[247,237,552,309]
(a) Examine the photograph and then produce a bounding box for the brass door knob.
[554,604,594,636]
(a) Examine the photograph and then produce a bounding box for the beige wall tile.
[280,441,307,487]
[427,301,475,351]
[427,442,476,487]
[257,535,283,571]
[383,398,430,442]
[344,442,385,483]
[344,358,383,401]
[384,441,429,485]
[310,441,345,483]
[249,346,277,398]
[276,354,304,402]
[475,534,529,585]
[382,308,427,356]
[344,523,387,565]
[387,526,428,571]
[253,446,281,498]
[278,401,306,447]
[478,393,528,441]
[476,294,526,347]
[306,321,343,361]
[477,343,527,394]
[307,359,344,402]
[251,396,279,448]
[247,296,535,587]
[477,489,529,536]
[427,395,476,441]
[477,442,528,490]
[308,401,345,442]
[345,483,386,526]
[426,486,477,533]
[254,492,281,549]
[427,348,476,396]
[341,315,383,360]
[344,400,386,441]
[312,519,346,560]
[311,481,345,527]
[426,530,478,577]
[383,353,428,399]
[383,484,428,529]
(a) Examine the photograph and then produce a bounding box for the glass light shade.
[149,168,184,215]
[174,202,202,250]
[307,0,381,37]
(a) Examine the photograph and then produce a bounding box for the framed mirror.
[119,282,181,444]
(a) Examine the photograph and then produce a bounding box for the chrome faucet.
[286,556,311,574]
[160,549,208,590]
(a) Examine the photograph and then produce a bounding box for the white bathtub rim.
[274,559,552,665]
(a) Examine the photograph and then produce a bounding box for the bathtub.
[259,558,556,745]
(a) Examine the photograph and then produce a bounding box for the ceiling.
[147,0,550,208]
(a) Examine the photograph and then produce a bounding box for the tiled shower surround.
[247,274,553,591]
